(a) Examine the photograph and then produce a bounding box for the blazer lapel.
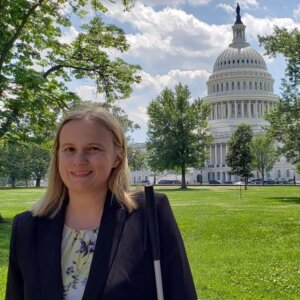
[82,192,127,300]
[37,205,65,300]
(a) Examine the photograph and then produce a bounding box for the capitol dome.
[213,47,267,72]
[201,4,281,184]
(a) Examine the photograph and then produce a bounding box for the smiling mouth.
[70,171,93,177]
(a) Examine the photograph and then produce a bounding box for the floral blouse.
[61,225,99,300]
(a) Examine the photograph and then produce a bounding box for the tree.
[127,148,147,171]
[0,141,32,187]
[250,134,278,184]
[28,143,51,187]
[0,0,140,140]
[147,83,212,189]
[259,27,300,164]
[226,124,253,189]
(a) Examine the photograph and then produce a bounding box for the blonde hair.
[31,107,137,218]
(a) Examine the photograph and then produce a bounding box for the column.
[255,100,258,117]
[248,100,251,118]
[241,100,244,118]
[234,101,237,118]
[221,102,223,119]
[220,143,223,166]
[214,144,217,167]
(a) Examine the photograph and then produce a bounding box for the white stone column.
[221,102,223,119]
[255,100,258,117]
[234,101,237,118]
[215,144,218,167]
[248,100,251,118]
[220,143,223,166]
[241,100,244,118]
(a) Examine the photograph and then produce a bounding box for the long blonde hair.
[31,108,137,218]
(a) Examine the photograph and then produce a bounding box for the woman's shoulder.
[12,210,39,229]
[130,189,169,209]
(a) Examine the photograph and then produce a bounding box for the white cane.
[145,185,164,300]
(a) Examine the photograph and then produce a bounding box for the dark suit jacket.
[6,191,197,300]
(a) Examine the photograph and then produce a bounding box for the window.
[231,102,235,118]
[249,81,252,90]
[244,102,248,117]
[277,170,281,178]
[255,82,258,90]
[237,82,240,90]
[237,102,241,117]
[226,82,229,90]
[232,82,234,90]
[243,81,246,89]
[286,169,290,178]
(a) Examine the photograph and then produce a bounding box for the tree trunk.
[181,165,187,189]
[36,177,41,187]
[11,177,16,188]
[0,213,5,223]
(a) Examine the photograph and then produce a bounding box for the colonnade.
[207,143,228,167]
[208,100,275,120]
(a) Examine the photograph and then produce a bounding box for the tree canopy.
[250,134,278,183]
[146,83,212,188]
[226,123,253,188]
[0,0,140,141]
[259,27,300,164]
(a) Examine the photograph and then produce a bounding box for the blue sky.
[62,0,300,142]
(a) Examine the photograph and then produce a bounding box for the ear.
[113,154,122,168]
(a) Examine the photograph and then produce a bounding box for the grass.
[0,186,300,299]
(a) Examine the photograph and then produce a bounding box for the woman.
[6,108,197,300]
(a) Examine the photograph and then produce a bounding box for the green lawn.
[0,186,300,299]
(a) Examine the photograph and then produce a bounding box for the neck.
[65,189,108,230]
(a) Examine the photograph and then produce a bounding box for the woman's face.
[58,118,121,195]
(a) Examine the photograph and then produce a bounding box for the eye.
[63,147,75,152]
[88,146,101,152]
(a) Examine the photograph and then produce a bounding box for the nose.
[73,150,88,165]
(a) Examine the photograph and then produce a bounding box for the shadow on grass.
[270,197,300,204]
[154,187,211,193]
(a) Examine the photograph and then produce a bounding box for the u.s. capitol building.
[130,6,296,184]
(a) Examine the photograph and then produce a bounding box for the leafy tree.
[259,27,300,163]
[147,83,212,189]
[226,123,253,189]
[250,134,278,184]
[127,148,147,171]
[28,143,51,187]
[296,162,300,175]
[0,141,32,187]
[0,0,140,140]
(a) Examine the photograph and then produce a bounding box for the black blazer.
[6,191,197,300]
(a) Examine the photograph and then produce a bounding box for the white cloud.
[135,0,212,6]
[236,0,259,9]
[217,3,235,14]
[293,4,300,19]
[243,13,300,42]
[109,3,232,72]
[75,85,105,102]
[59,26,79,44]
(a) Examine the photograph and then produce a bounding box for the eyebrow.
[60,143,105,147]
